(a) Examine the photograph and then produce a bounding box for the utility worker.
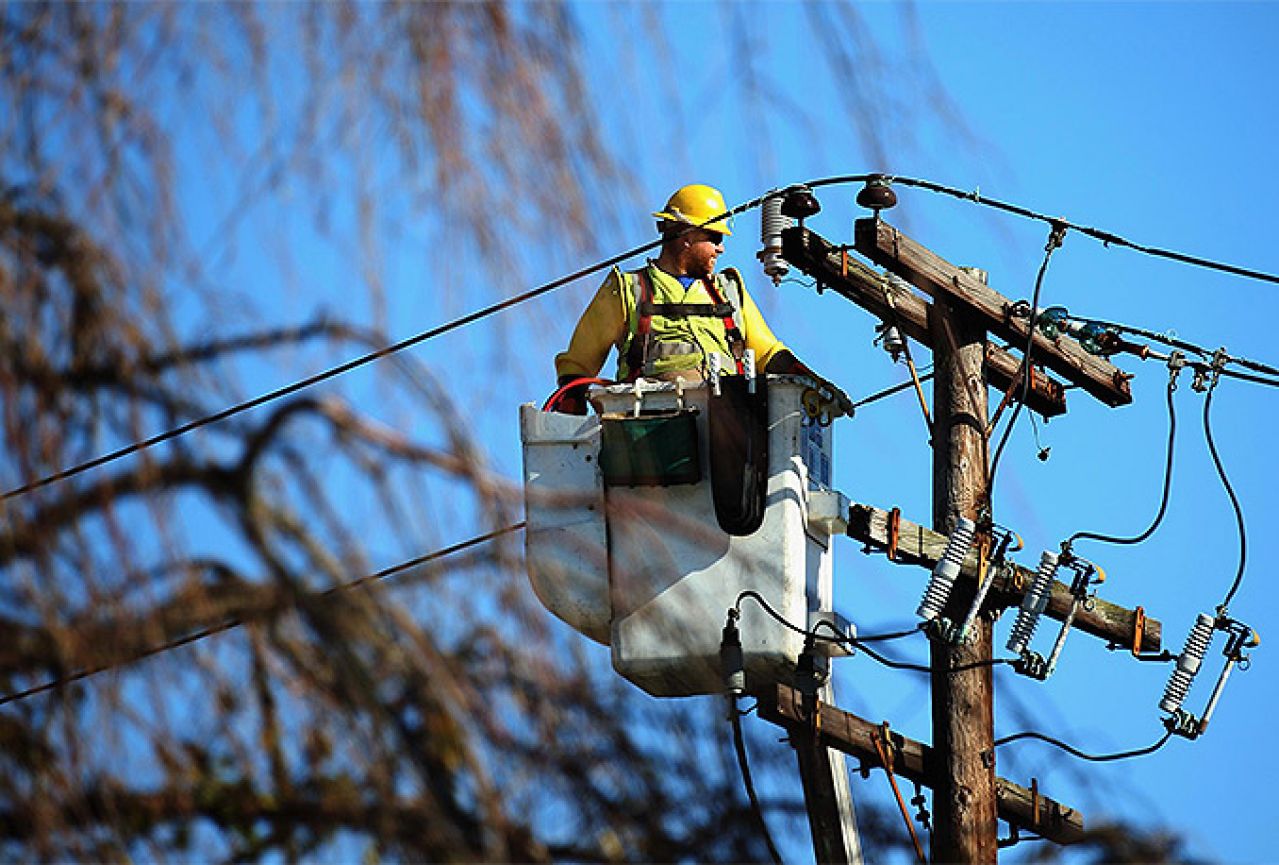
[553,183,852,415]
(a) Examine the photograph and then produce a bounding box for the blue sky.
[754,5,1279,861]
[124,1,1279,860]
[347,3,1277,860]
[527,3,1278,861]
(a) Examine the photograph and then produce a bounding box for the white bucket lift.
[520,376,850,698]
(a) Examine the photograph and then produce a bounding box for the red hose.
[542,377,611,412]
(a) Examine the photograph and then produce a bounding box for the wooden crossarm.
[853,218,1133,407]
[847,502,1162,652]
[781,226,1067,417]
[758,685,1088,845]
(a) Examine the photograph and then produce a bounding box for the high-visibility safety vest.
[616,264,747,381]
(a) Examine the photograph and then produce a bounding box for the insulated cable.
[1067,364,1178,548]
[9,172,1277,503]
[850,368,936,412]
[988,224,1067,502]
[0,233,668,502]
[993,728,1174,763]
[1203,375,1248,611]
[729,701,784,865]
[0,522,527,707]
[1068,314,1279,387]
[879,176,1279,286]
[736,591,1012,675]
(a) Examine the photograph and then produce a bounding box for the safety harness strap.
[638,301,736,318]
[702,273,746,373]
[625,266,746,381]
[625,268,657,381]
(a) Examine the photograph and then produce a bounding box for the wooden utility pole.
[771,216,1148,864]
[929,282,998,862]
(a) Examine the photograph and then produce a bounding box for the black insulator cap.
[857,175,898,211]
[781,185,821,220]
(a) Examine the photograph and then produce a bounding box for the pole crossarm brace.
[848,503,1162,653]
[758,685,1088,846]
[853,218,1134,408]
[781,226,1067,418]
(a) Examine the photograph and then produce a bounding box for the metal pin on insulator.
[1160,613,1216,715]
[916,517,976,622]
[1006,551,1058,656]
[758,192,792,285]
[744,348,757,395]
[708,352,722,397]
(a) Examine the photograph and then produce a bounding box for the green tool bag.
[599,408,701,487]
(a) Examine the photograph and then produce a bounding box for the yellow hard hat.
[652,184,733,236]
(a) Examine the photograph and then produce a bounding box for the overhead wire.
[1069,314,1279,387]
[0,234,668,502]
[0,522,526,707]
[729,701,784,865]
[1203,373,1248,610]
[993,728,1174,763]
[740,586,1174,766]
[736,591,1011,675]
[6,173,1277,505]
[850,367,936,411]
[1067,364,1179,548]
[987,224,1067,501]
[881,175,1279,286]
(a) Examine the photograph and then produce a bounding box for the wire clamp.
[1166,350,1186,391]
[1045,220,1068,251]
[1209,346,1229,389]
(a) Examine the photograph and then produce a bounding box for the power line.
[1068,366,1179,548]
[0,234,666,502]
[850,367,936,412]
[0,522,526,707]
[993,728,1174,763]
[736,591,1010,675]
[729,702,784,865]
[1069,314,1279,387]
[880,175,1279,286]
[9,172,1276,505]
[988,224,1067,502]
[1203,377,1248,611]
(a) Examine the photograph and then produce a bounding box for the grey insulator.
[758,194,792,284]
[1005,551,1058,655]
[916,517,976,621]
[1159,612,1215,715]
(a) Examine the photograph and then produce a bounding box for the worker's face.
[680,229,725,279]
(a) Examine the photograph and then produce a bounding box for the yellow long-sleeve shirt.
[555,264,787,381]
